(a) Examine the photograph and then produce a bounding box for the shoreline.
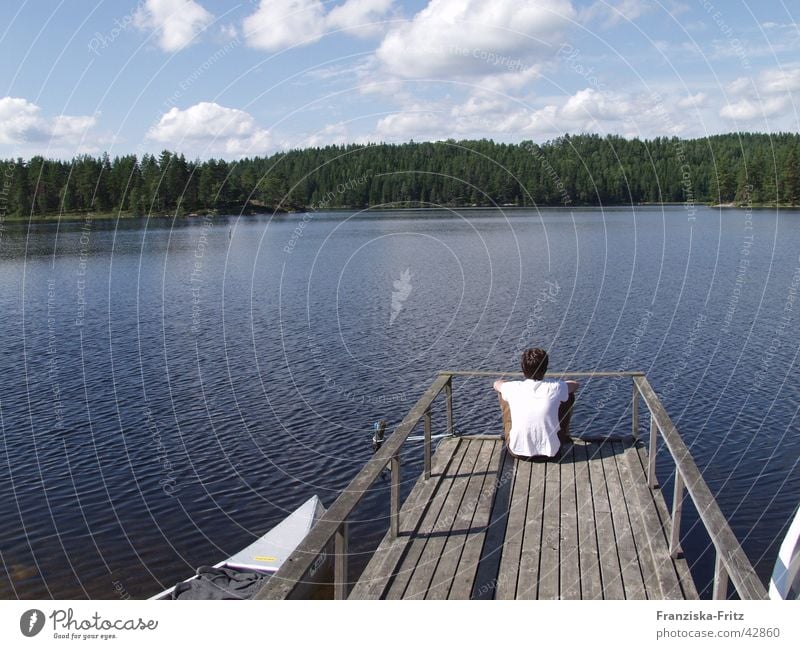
[2,202,798,225]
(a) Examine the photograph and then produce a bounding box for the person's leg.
[498,393,512,440]
[558,392,575,445]
[499,394,525,460]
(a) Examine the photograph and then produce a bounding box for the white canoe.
[151,495,327,600]
[769,504,800,600]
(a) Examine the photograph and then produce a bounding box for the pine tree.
[781,145,800,206]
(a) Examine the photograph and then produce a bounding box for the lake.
[0,205,797,599]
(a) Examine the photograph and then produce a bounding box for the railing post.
[648,415,658,489]
[670,471,685,557]
[713,552,729,599]
[445,376,453,437]
[334,521,349,600]
[390,454,401,539]
[423,408,432,479]
[632,382,639,439]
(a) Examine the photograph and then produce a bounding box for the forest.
[1,132,798,218]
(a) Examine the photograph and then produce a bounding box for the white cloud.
[303,122,351,147]
[759,67,800,94]
[562,87,631,121]
[243,0,394,51]
[316,81,729,146]
[373,106,448,141]
[728,76,754,95]
[0,97,97,147]
[369,96,532,142]
[761,21,798,30]
[218,23,238,42]
[327,0,395,37]
[375,0,575,79]
[719,96,789,121]
[134,0,213,52]
[676,92,708,109]
[146,102,271,157]
[0,97,40,143]
[244,0,326,51]
[492,87,698,139]
[720,65,800,123]
[580,0,654,28]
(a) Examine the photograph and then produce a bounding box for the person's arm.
[493,379,506,392]
[565,380,579,394]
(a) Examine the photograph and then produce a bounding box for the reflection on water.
[0,207,797,598]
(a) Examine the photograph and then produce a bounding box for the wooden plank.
[559,444,581,599]
[601,441,646,599]
[404,439,485,599]
[470,450,514,599]
[390,455,400,539]
[258,373,453,600]
[634,375,766,600]
[495,458,530,599]
[534,458,561,599]
[334,522,349,600]
[631,444,699,599]
[622,443,686,599]
[573,442,602,599]
[389,439,482,599]
[586,442,625,599]
[425,440,498,599]
[637,444,699,599]
[448,440,504,599]
[516,456,546,599]
[349,437,462,599]
[614,441,672,600]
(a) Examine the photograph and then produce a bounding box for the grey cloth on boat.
[171,566,269,600]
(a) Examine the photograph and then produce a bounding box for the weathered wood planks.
[351,436,700,600]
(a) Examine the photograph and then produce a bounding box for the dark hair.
[521,347,548,380]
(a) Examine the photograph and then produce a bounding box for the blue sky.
[0,0,798,159]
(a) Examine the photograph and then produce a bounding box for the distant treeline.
[1,132,799,218]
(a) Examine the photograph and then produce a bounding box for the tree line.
[1,132,799,218]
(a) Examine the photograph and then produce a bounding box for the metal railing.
[255,370,767,600]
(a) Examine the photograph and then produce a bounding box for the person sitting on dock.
[493,347,578,460]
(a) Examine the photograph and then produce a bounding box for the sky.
[0,0,798,159]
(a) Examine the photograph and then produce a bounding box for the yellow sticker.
[254,556,278,562]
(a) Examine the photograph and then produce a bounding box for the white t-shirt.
[499,378,569,457]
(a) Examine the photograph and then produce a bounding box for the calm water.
[0,206,797,599]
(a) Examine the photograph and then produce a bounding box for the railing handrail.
[439,370,646,378]
[255,369,767,600]
[633,375,768,600]
[255,373,452,600]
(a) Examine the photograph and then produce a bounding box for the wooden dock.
[349,436,698,599]
[256,371,768,601]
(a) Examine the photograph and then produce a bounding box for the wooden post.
[390,454,401,539]
[423,408,432,479]
[632,383,639,440]
[334,521,349,600]
[713,552,729,600]
[445,376,453,437]
[648,415,658,489]
[670,471,685,558]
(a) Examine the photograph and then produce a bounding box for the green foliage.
[1,132,799,218]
